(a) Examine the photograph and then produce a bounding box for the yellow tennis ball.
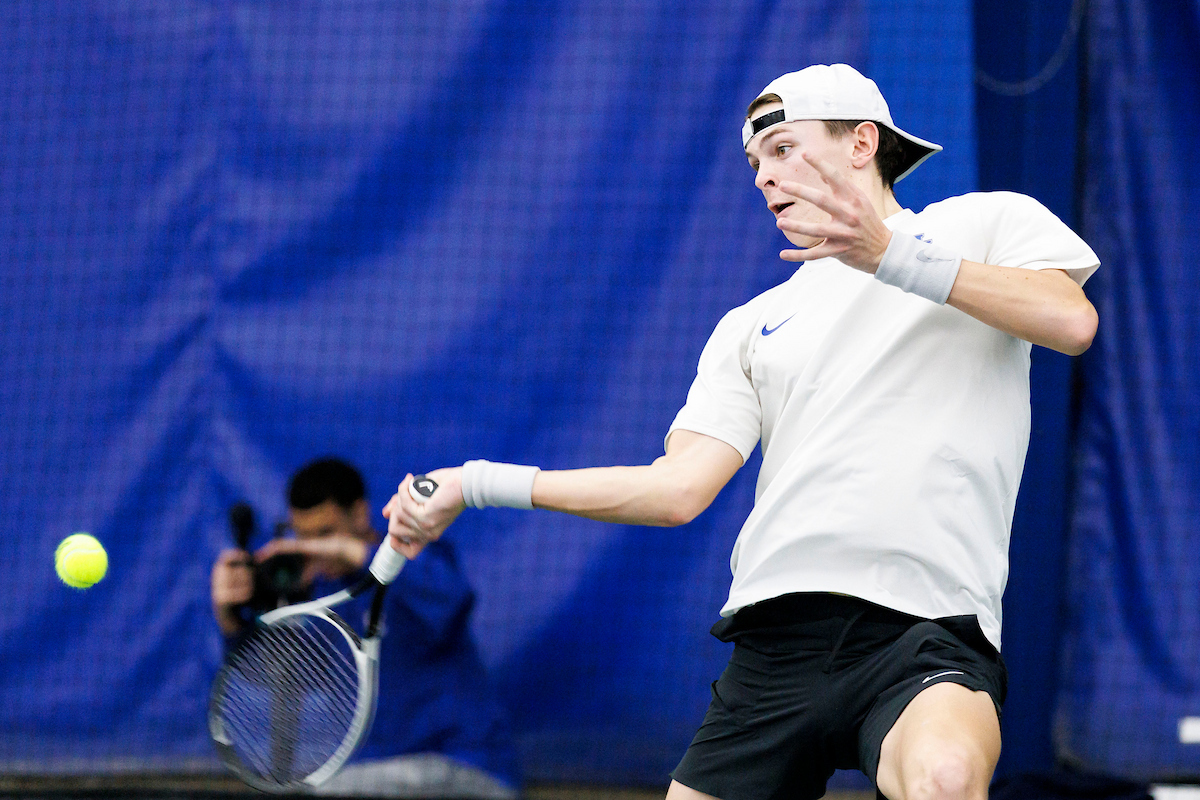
[55,533,108,589]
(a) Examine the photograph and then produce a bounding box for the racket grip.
[368,541,407,584]
[369,476,435,584]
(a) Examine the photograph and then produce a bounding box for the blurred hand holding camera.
[211,548,255,637]
[254,535,371,585]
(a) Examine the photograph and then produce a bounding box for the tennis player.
[383,64,1099,800]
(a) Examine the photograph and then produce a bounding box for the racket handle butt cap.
[409,475,438,502]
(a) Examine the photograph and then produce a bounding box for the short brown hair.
[822,120,907,190]
[746,93,782,119]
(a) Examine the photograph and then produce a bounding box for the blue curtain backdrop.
[1056,0,1200,780]
[973,0,1085,777]
[0,0,1037,786]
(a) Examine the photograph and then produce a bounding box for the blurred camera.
[228,502,309,612]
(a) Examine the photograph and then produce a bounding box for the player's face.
[745,106,849,249]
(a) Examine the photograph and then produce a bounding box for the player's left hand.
[382,468,466,559]
[775,152,892,272]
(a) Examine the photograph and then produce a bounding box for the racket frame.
[210,550,404,791]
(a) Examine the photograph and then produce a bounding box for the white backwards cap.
[742,64,942,183]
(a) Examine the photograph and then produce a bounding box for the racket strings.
[215,614,362,787]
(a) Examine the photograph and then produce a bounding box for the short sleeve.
[974,191,1100,286]
[666,305,762,462]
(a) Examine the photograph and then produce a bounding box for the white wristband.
[874,232,962,304]
[461,460,540,509]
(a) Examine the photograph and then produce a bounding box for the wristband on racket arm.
[874,232,962,304]
[461,460,540,509]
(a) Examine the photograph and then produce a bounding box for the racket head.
[209,608,379,792]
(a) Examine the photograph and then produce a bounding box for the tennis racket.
[208,475,439,792]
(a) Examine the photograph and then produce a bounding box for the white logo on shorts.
[922,670,966,684]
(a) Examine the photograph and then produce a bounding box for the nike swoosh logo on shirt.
[922,670,966,684]
[761,314,795,336]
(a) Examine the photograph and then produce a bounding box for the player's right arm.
[531,430,743,525]
[382,430,743,557]
[211,549,254,637]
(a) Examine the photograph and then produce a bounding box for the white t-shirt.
[667,191,1099,650]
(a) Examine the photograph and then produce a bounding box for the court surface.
[0,774,878,800]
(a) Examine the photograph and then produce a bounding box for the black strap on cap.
[750,108,786,136]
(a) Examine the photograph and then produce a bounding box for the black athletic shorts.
[671,593,1007,800]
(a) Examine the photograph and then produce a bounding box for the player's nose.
[754,164,776,190]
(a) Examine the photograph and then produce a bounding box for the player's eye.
[776,143,791,157]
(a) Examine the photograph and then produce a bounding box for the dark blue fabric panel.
[0,0,975,783]
[1058,0,1200,778]
[974,0,1086,776]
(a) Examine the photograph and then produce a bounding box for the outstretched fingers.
[776,214,829,240]
[779,178,840,218]
[780,243,840,263]
[802,150,849,187]
[775,154,891,272]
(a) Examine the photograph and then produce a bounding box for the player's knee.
[905,745,987,800]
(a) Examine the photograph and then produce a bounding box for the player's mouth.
[771,201,794,216]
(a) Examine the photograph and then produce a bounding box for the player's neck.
[869,184,903,220]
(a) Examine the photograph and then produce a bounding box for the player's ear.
[851,121,880,168]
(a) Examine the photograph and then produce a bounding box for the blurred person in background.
[211,457,519,799]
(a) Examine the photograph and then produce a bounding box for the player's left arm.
[940,261,1097,355]
[775,153,1098,356]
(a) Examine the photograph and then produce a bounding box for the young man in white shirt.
[382,64,1099,800]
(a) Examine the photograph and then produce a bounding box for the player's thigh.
[667,779,722,800]
[875,681,1000,800]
